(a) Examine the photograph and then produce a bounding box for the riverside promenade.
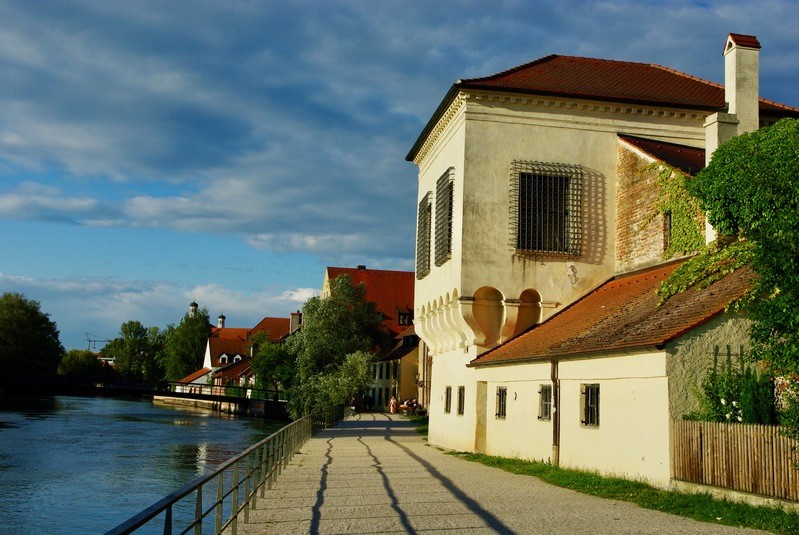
[238,412,766,535]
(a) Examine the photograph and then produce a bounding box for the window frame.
[457,385,465,416]
[580,383,600,427]
[495,386,507,419]
[416,192,432,279]
[538,384,552,421]
[435,167,455,266]
[444,386,452,414]
[509,160,582,256]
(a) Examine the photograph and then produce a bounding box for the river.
[0,395,285,534]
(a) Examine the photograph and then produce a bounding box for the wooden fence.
[671,419,799,501]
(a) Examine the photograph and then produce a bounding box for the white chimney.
[704,33,761,244]
[290,310,302,334]
[724,33,760,135]
[217,313,226,328]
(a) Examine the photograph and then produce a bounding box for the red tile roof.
[728,33,761,49]
[618,135,705,176]
[207,337,249,367]
[213,357,251,382]
[470,260,755,367]
[251,317,291,342]
[326,267,414,337]
[177,367,211,384]
[210,327,248,341]
[407,52,799,161]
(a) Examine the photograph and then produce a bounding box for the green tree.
[58,349,112,380]
[102,321,165,383]
[162,308,210,381]
[249,331,295,395]
[690,118,799,439]
[0,292,64,375]
[288,275,388,417]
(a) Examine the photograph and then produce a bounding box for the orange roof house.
[323,265,415,338]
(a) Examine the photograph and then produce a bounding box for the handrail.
[104,407,343,535]
[165,382,289,402]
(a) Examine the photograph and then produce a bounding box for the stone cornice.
[413,89,709,168]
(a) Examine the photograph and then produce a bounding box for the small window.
[538,384,552,420]
[457,386,465,415]
[219,355,228,364]
[496,386,507,419]
[444,386,452,413]
[398,310,413,326]
[435,167,455,266]
[378,363,383,380]
[233,355,241,362]
[416,192,432,279]
[581,384,600,427]
[664,211,673,252]
[393,361,399,380]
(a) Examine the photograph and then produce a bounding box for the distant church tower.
[189,301,198,318]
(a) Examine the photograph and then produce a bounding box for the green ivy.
[644,163,705,259]
[657,238,756,304]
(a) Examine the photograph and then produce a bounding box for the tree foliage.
[102,321,164,383]
[288,275,387,417]
[162,308,210,381]
[689,118,799,438]
[58,349,112,380]
[249,331,295,393]
[0,292,64,375]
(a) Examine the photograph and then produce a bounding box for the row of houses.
[176,265,421,409]
[406,33,799,488]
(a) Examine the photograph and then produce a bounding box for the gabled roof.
[251,317,291,342]
[470,260,755,367]
[207,337,249,367]
[618,135,705,176]
[177,367,211,384]
[325,266,415,337]
[407,53,799,161]
[213,356,251,382]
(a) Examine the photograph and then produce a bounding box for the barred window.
[510,161,582,256]
[444,386,452,413]
[416,192,432,279]
[457,385,465,415]
[435,167,455,266]
[496,386,507,419]
[580,384,600,427]
[538,384,552,420]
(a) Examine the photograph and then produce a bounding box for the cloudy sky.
[1,0,798,350]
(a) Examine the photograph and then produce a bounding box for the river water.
[0,395,285,534]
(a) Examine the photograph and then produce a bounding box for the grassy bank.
[408,416,798,534]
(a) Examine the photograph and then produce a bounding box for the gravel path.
[237,412,768,535]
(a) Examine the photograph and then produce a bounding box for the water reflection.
[0,395,286,534]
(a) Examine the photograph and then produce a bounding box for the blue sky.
[1,0,798,350]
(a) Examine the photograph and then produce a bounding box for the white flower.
[725,413,732,419]
[721,399,727,405]
[737,416,743,422]
[732,401,738,407]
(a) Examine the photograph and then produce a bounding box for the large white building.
[407,34,798,485]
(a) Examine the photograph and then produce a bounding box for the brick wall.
[615,145,667,273]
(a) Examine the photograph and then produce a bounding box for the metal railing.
[166,382,288,402]
[105,408,343,535]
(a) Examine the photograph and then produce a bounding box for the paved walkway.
[238,412,767,535]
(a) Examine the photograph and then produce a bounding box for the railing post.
[194,487,202,535]
[163,504,172,535]
[215,473,223,534]
[232,462,239,535]
[244,454,251,524]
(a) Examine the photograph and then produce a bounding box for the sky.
[1,0,798,351]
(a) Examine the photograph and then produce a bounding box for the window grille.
[457,386,465,415]
[444,386,452,413]
[509,161,582,256]
[663,211,673,252]
[496,386,507,419]
[580,384,600,427]
[538,384,552,420]
[416,192,432,279]
[435,167,455,266]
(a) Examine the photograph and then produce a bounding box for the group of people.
[389,396,424,416]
